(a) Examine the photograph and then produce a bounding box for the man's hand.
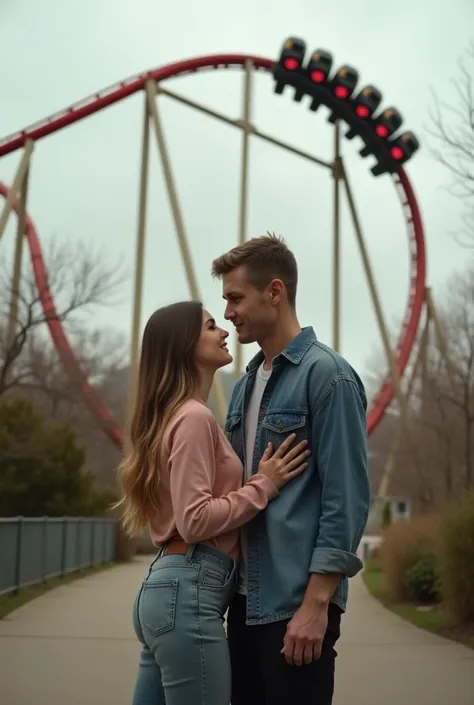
[280,601,328,666]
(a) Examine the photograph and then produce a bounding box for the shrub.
[379,515,439,601]
[406,552,440,603]
[437,491,474,624]
[0,395,115,517]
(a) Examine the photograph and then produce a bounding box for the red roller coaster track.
[0,182,123,447]
[0,53,426,448]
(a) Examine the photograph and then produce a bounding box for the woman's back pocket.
[139,579,178,638]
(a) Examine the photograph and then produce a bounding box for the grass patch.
[0,562,115,619]
[363,560,474,650]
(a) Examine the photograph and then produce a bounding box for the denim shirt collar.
[246,326,317,373]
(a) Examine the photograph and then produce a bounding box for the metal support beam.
[146,80,200,299]
[379,290,460,501]
[124,95,151,453]
[377,326,426,499]
[146,80,228,425]
[0,140,34,242]
[332,122,342,352]
[341,159,405,407]
[6,164,29,348]
[419,304,430,421]
[234,60,253,380]
[378,427,399,501]
[158,85,333,171]
[424,287,456,388]
[238,60,252,248]
[341,158,413,498]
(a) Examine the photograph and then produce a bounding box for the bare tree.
[23,326,128,487]
[419,356,457,501]
[23,325,127,421]
[0,237,126,399]
[426,40,474,246]
[364,322,436,504]
[0,238,129,488]
[367,264,474,507]
[436,268,474,491]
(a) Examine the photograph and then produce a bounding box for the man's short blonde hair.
[211,233,298,307]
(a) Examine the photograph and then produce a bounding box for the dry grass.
[379,515,439,601]
[363,560,474,650]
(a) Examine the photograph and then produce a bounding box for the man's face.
[222,265,277,344]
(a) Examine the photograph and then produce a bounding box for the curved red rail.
[0,55,273,158]
[0,182,124,447]
[0,53,426,443]
[366,169,426,432]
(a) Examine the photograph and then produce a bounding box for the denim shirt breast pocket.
[262,410,309,453]
[224,413,244,462]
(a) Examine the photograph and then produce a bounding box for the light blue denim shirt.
[225,327,371,625]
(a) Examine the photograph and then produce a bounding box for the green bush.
[0,395,115,517]
[406,552,440,604]
[437,491,474,624]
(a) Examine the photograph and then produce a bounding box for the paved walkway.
[0,557,473,704]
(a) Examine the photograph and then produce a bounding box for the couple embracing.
[118,233,371,705]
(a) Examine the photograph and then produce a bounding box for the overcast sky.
[1,0,473,392]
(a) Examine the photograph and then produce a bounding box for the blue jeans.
[132,544,237,705]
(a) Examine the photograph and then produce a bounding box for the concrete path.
[0,557,473,705]
[334,574,474,704]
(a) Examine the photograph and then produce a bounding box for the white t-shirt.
[237,362,272,595]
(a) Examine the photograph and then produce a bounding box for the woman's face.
[194,308,232,371]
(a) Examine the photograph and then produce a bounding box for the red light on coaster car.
[354,85,382,120]
[389,131,420,165]
[284,57,298,70]
[374,107,402,139]
[279,37,306,72]
[335,85,349,99]
[306,49,333,84]
[332,64,359,100]
[356,104,370,118]
[310,69,325,83]
[391,145,404,160]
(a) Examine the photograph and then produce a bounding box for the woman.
[117,301,310,705]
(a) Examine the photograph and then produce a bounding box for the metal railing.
[0,516,117,595]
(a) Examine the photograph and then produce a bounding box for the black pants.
[227,594,342,705]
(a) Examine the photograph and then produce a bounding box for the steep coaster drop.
[0,37,426,449]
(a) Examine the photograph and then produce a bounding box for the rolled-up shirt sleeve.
[168,406,278,544]
[309,376,371,578]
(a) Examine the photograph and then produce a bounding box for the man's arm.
[282,373,370,665]
[307,374,370,597]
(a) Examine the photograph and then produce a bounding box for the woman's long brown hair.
[116,301,203,536]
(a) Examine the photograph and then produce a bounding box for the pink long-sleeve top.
[148,398,278,559]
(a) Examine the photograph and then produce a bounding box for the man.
[211,233,370,705]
